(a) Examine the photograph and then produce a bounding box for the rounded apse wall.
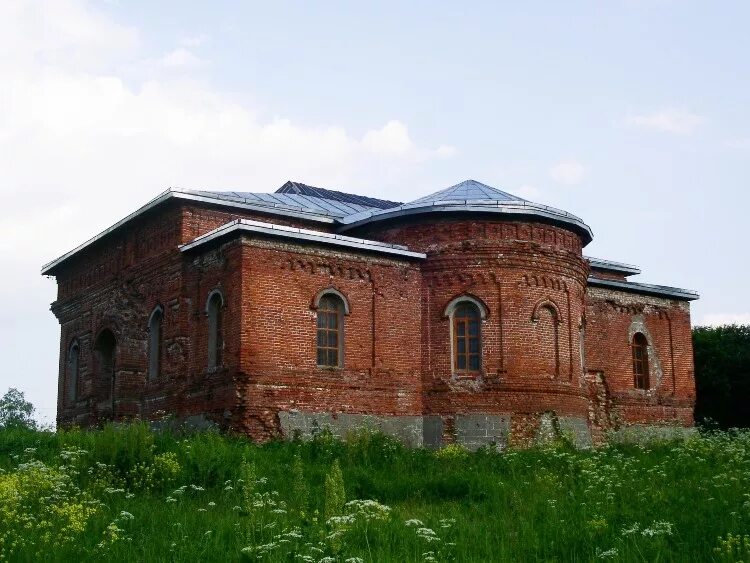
[351,216,592,426]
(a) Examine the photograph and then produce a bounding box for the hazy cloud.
[514,185,541,200]
[725,138,750,150]
[180,33,209,47]
[550,160,586,185]
[626,108,705,134]
[158,47,204,68]
[699,313,750,327]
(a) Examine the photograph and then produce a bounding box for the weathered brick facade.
[44,181,698,447]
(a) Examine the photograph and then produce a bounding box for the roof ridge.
[275,180,402,209]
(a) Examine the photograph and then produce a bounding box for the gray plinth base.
[278,411,424,448]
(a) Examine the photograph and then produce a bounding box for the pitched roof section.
[191,189,374,218]
[408,179,525,205]
[276,181,402,210]
[179,218,426,260]
[338,179,594,245]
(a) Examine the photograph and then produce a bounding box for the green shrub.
[324,459,346,519]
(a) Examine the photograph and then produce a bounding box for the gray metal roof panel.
[276,180,402,209]
[196,190,372,217]
[585,256,641,275]
[179,218,426,259]
[587,276,698,301]
[408,179,525,205]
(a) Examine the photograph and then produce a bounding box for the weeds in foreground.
[1,424,750,561]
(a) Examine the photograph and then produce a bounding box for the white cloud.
[158,47,204,68]
[362,120,414,155]
[699,313,750,327]
[550,160,586,185]
[435,144,458,158]
[626,108,705,134]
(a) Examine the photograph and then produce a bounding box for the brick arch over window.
[148,305,163,380]
[206,289,224,370]
[443,294,488,375]
[531,299,561,377]
[66,339,80,405]
[632,332,650,389]
[313,288,349,368]
[312,287,351,315]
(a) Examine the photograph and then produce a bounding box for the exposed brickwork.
[47,198,696,446]
[584,287,695,435]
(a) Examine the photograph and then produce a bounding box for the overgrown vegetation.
[693,324,750,429]
[2,423,750,561]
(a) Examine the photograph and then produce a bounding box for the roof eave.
[585,256,641,276]
[337,204,594,245]
[587,276,699,301]
[40,189,339,277]
[180,219,427,260]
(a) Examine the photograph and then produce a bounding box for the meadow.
[1,424,749,562]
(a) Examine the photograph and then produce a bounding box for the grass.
[1,424,749,562]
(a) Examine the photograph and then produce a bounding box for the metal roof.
[338,179,594,245]
[179,219,427,260]
[587,276,699,301]
[585,256,641,276]
[191,189,375,218]
[41,179,597,275]
[276,181,402,210]
[409,179,524,205]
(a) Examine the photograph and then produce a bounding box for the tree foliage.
[693,324,750,429]
[0,388,37,430]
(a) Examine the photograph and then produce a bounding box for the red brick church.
[43,180,698,447]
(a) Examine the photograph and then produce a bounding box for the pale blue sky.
[1,1,748,423]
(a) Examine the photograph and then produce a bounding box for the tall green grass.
[1,424,749,562]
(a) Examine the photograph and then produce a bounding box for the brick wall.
[49,200,696,444]
[584,286,695,431]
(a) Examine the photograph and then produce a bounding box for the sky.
[1,0,749,424]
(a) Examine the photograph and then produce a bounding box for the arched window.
[632,332,650,389]
[66,340,80,404]
[148,306,163,380]
[316,294,345,368]
[207,290,224,369]
[453,302,482,373]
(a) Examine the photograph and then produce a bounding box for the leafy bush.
[0,388,37,430]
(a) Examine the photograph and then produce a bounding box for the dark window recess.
[632,332,650,389]
[148,308,162,380]
[207,293,223,369]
